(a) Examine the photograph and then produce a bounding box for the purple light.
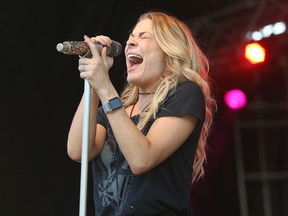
[224,89,247,110]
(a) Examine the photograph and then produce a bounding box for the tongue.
[130,56,143,64]
[129,63,140,71]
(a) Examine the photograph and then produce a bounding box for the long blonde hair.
[121,11,216,182]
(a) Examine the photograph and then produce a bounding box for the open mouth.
[127,54,143,68]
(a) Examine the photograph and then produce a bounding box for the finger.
[80,72,89,79]
[78,57,89,65]
[78,64,85,72]
[91,35,112,47]
[101,46,108,65]
[84,35,101,58]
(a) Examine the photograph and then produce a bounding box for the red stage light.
[244,42,265,64]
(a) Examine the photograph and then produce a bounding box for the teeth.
[127,54,143,66]
[127,54,142,60]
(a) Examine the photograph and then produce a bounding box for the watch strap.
[103,97,123,113]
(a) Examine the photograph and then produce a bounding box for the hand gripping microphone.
[56,40,122,57]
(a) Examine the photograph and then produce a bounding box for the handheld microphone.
[56,40,122,57]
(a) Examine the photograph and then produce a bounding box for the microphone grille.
[109,41,123,57]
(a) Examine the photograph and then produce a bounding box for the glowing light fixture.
[244,42,265,64]
[246,21,286,41]
[224,89,247,110]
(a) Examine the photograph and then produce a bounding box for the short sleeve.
[157,81,206,123]
[97,107,108,128]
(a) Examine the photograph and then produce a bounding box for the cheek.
[148,54,166,73]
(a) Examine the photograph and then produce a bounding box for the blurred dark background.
[1,0,288,215]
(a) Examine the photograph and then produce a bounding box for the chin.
[126,77,134,85]
[127,75,139,86]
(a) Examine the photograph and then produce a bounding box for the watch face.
[110,98,122,109]
[103,97,123,113]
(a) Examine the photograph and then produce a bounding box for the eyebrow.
[129,31,153,37]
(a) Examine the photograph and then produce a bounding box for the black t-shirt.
[93,80,205,216]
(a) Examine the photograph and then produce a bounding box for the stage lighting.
[244,42,265,64]
[246,21,286,41]
[224,89,247,110]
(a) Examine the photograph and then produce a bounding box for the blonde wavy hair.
[121,11,216,183]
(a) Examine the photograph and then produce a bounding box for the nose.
[126,36,137,47]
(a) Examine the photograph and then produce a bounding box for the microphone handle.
[56,41,104,56]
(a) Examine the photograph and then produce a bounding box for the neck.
[129,100,150,117]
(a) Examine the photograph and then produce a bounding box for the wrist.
[102,97,123,113]
[95,83,118,103]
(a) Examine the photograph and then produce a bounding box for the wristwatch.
[102,97,123,113]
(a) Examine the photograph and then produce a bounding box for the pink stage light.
[224,89,247,110]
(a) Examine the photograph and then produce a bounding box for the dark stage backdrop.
[5,0,286,215]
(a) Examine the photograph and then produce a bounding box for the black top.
[93,80,205,216]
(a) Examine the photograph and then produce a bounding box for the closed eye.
[129,31,154,40]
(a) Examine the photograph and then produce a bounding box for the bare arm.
[67,35,115,162]
[105,109,198,175]
[67,90,106,161]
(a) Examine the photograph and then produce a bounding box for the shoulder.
[165,80,205,106]
[156,80,206,122]
[174,80,203,96]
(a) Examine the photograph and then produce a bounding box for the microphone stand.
[79,79,91,216]
[57,41,122,216]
